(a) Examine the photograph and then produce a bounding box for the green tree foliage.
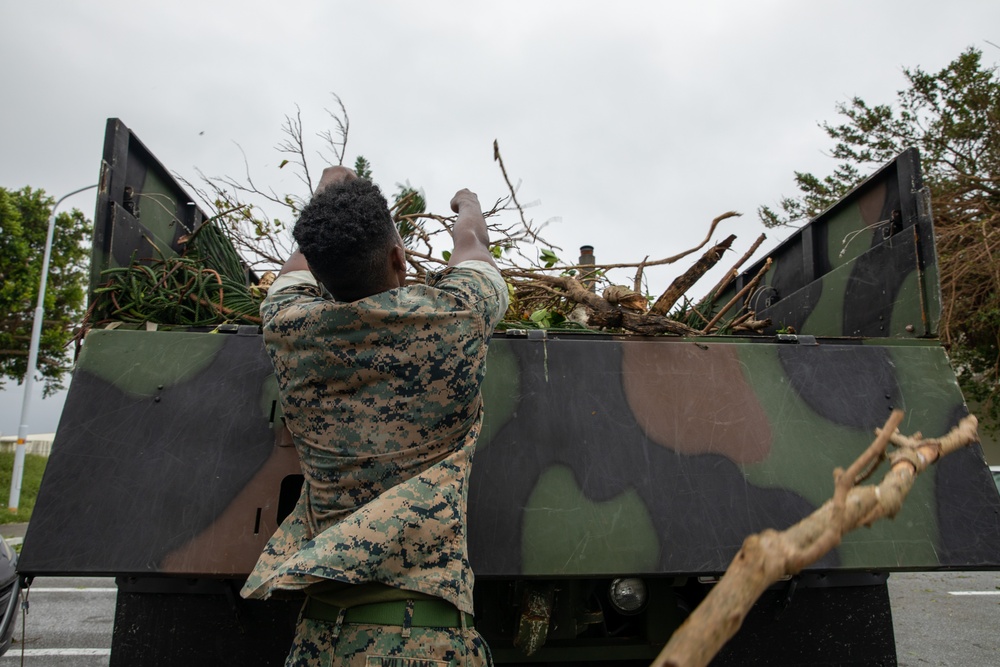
[393,182,427,249]
[0,187,90,395]
[353,156,373,182]
[760,47,1000,428]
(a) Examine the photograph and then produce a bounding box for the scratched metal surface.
[470,335,1000,576]
[18,331,1000,577]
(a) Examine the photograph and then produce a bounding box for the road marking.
[3,649,111,656]
[26,588,117,593]
[948,591,1000,596]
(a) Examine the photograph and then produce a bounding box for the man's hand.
[315,166,358,195]
[450,188,481,214]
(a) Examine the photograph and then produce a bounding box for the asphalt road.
[4,576,113,666]
[0,572,996,665]
[890,570,1000,667]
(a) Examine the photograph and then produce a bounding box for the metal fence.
[0,434,54,457]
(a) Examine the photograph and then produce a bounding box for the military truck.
[18,119,1000,666]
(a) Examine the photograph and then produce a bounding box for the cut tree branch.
[649,235,736,316]
[650,411,981,667]
[522,211,743,275]
[699,232,767,306]
[700,258,772,334]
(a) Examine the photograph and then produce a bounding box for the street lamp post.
[8,183,98,512]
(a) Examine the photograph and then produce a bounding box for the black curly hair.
[292,179,400,299]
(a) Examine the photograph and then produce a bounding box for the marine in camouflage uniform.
[241,168,508,667]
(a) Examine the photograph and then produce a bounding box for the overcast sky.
[2,0,998,435]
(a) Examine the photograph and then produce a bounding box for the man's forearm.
[454,207,491,248]
[448,189,497,267]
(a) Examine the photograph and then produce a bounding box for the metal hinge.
[776,334,817,345]
[504,329,548,341]
[215,324,260,336]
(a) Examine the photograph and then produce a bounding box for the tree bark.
[649,235,736,316]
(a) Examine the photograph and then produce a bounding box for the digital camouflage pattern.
[241,263,509,616]
[286,618,491,667]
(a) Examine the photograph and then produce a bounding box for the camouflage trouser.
[285,615,493,667]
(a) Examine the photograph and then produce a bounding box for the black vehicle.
[0,536,19,655]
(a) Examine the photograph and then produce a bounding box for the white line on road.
[948,591,1000,596]
[2,649,111,656]
[26,588,117,593]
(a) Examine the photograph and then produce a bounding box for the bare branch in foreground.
[650,411,981,667]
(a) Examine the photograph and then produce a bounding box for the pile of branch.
[163,99,774,335]
[650,410,981,667]
[90,217,266,327]
[395,145,774,337]
[498,228,770,336]
[92,141,773,335]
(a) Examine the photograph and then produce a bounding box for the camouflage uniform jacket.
[241,261,508,615]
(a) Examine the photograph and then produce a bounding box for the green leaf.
[540,248,560,268]
[0,186,89,395]
[529,308,550,323]
[527,308,566,329]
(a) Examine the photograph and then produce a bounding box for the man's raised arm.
[448,189,497,268]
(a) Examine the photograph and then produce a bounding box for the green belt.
[303,598,474,629]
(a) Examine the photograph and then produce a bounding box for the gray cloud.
[1,0,997,432]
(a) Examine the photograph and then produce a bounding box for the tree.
[0,187,90,395]
[759,47,1000,429]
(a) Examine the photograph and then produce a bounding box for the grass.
[0,452,48,524]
